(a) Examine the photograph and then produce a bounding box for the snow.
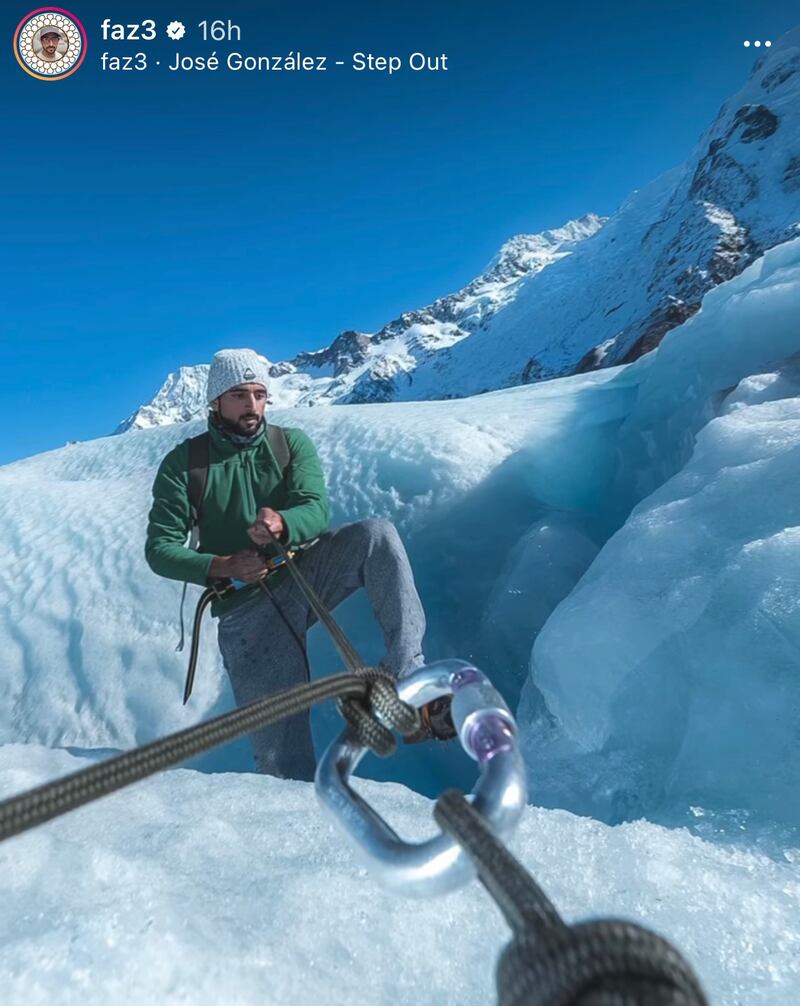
[407,28,800,396]
[1,745,798,1006]
[1,237,800,1002]
[0,363,627,778]
[114,365,211,433]
[118,213,607,424]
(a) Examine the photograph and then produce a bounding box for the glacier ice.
[0,745,797,1006]
[1,242,799,830]
[1,239,800,1001]
[526,238,800,829]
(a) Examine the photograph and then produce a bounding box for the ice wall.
[610,237,800,518]
[524,239,800,830]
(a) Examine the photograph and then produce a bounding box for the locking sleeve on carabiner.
[314,659,527,898]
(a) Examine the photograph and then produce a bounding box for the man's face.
[214,383,267,436]
[41,32,60,56]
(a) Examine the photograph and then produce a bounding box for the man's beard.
[216,412,264,438]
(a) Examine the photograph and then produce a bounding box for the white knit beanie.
[206,348,271,403]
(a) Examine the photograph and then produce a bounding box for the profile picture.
[34,25,69,61]
[14,9,86,80]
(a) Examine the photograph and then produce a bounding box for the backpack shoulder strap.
[175,432,210,652]
[266,424,291,475]
[186,432,210,547]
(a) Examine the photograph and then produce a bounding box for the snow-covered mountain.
[115,365,210,431]
[399,27,800,399]
[116,215,604,430]
[118,27,800,430]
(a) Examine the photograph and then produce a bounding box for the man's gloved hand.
[403,695,458,744]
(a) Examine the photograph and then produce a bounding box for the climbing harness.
[182,580,233,704]
[181,548,300,704]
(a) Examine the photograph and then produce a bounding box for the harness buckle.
[261,548,298,574]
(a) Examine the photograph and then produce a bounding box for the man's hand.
[247,507,286,546]
[208,550,272,583]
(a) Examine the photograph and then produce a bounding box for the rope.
[2,526,717,1005]
[1,524,424,843]
[261,529,421,753]
[335,667,420,756]
[434,790,709,1006]
[1,672,370,844]
[266,532,364,673]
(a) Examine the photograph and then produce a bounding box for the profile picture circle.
[14,8,86,80]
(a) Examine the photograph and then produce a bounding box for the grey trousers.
[216,518,426,781]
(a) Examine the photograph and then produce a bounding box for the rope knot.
[498,919,709,1006]
[336,667,421,757]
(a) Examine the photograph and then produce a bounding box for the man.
[38,28,66,61]
[145,348,427,780]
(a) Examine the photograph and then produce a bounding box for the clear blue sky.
[1,0,797,463]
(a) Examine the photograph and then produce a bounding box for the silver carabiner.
[314,658,527,897]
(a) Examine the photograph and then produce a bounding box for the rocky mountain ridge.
[117,27,800,429]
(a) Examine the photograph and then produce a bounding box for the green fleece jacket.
[145,420,329,617]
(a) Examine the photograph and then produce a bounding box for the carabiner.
[314,658,527,897]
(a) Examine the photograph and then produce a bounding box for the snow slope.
[0,745,797,1006]
[0,360,632,793]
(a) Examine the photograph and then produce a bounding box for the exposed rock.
[521,357,544,384]
[731,103,779,143]
[574,345,610,375]
[783,155,800,193]
[761,53,800,92]
[293,330,372,377]
[619,300,701,364]
[689,152,758,208]
[268,361,296,378]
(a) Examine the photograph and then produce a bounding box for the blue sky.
[1,0,797,463]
